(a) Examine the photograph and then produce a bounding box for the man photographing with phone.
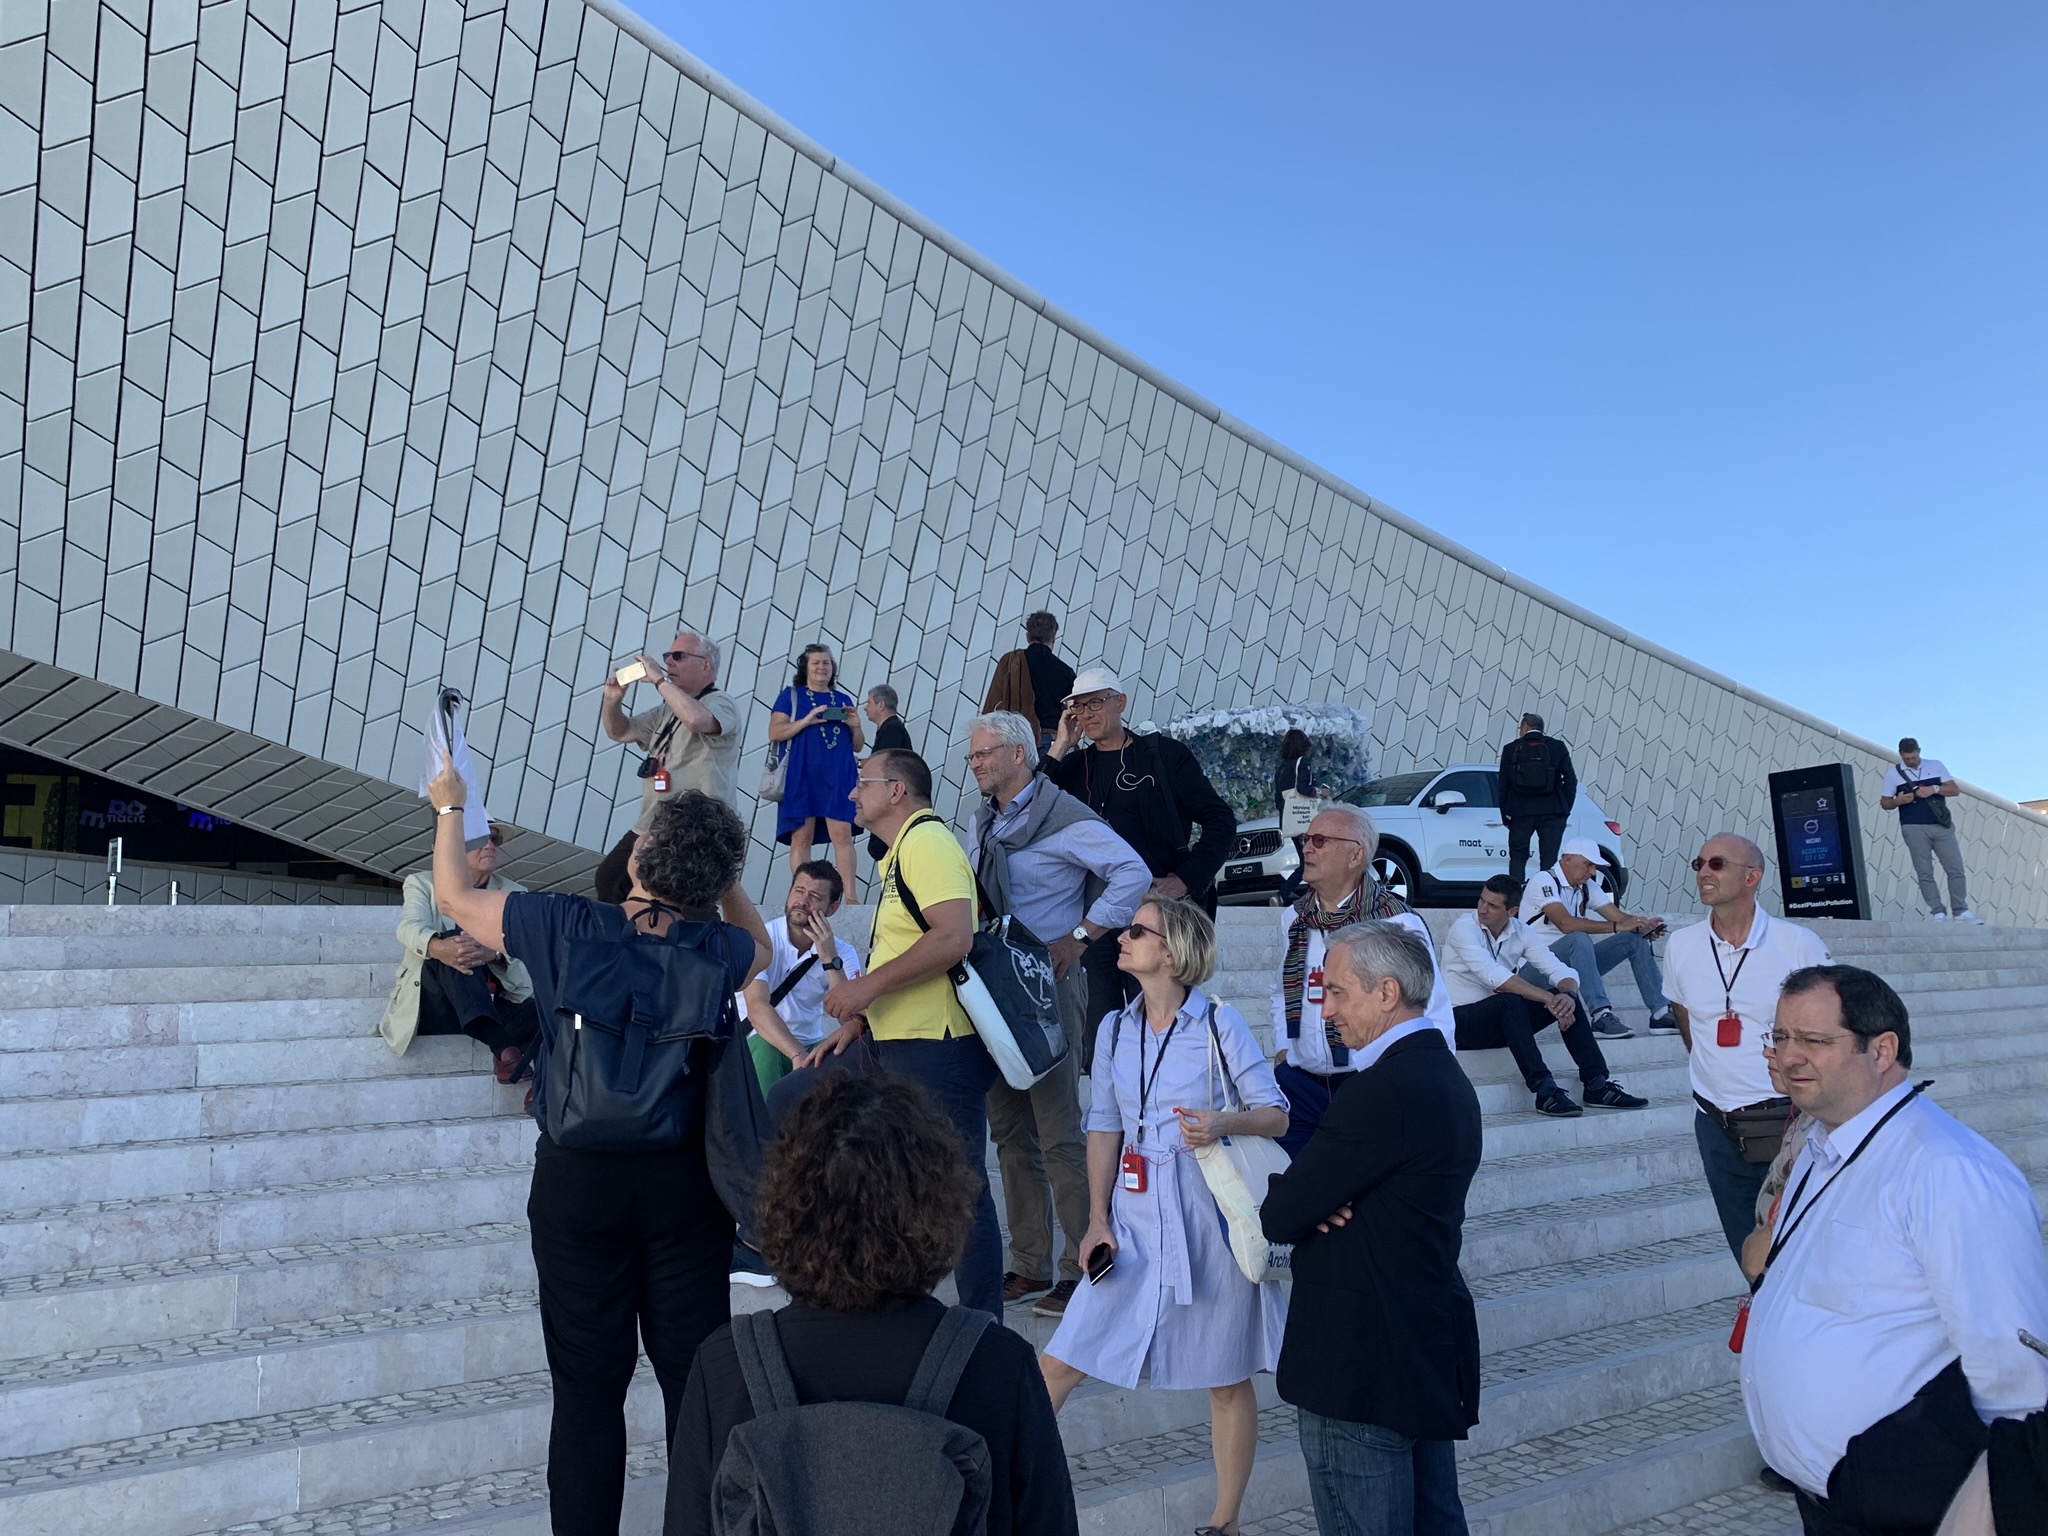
[594,630,741,902]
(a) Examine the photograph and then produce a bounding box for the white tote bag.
[1279,789,1319,838]
[1191,1004,1293,1284]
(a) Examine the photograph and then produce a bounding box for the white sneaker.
[1930,911,1949,922]
[1955,910,1985,925]
[730,1269,780,1288]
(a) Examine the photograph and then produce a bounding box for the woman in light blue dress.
[1041,897,1290,1536]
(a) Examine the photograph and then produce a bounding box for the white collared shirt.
[737,915,863,1047]
[1517,863,1614,940]
[1663,905,1831,1110]
[1269,906,1457,1072]
[1440,912,1580,1009]
[1742,1081,2048,1496]
[1349,1015,1438,1073]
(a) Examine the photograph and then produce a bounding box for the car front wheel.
[1374,845,1420,905]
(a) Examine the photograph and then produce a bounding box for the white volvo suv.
[1214,764,1632,907]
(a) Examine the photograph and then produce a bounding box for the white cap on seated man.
[1517,836,1673,1040]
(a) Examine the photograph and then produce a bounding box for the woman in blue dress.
[1040,897,1291,1536]
[768,643,865,896]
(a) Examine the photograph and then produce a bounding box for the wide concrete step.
[0,1364,665,1536]
[0,963,393,1012]
[0,1115,533,1217]
[0,1069,523,1153]
[0,1160,532,1279]
[0,933,396,971]
[0,1033,487,1098]
[0,997,383,1052]
[0,908,401,937]
[0,1221,533,1358]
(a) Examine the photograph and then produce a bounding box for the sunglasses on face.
[664,649,707,663]
[1123,921,1160,942]
[1302,832,1364,851]
[1691,855,1755,872]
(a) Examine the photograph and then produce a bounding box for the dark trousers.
[1452,993,1610,1094]
[416,958,540,1054]
[1276,1058,1346,1158]
[1693,1109,1770,1262]
[1504,815,1570,885]
[1080,930,1137,1074]
[1299,1408,1468,1536]
[874,1033,1004,1318]
[527,1134,733,1536]
[594,832,637,904]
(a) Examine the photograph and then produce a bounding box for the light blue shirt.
[978,778,1153,942]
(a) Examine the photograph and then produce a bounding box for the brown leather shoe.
[1002,1271,1052,1304]
[1032,1278,1080,1317]
[495,1047,524,1085]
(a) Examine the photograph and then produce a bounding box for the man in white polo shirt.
[1663,832,1831,1262]
[1742,965,2048,1532]
[1518,837,1675,1039]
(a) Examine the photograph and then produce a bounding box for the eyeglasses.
[1690,856,1757,872]
[1123,921,1160,941]
[1301,832,1364,851]
[964,746,1015,766]
[664,649,708,663]
[1068,695,1118,713]
[853,776,900,790]
[1761,1029,1859,1053]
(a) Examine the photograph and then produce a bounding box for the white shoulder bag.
[1193,1002,1293,1284]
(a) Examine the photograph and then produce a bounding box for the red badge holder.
[1728,1295,1750,1353]
[651,767,671,794]
[1120,1146,1148,1194]
[1716,1012,1743,1048]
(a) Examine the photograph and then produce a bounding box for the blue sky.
[636,1,2047,803]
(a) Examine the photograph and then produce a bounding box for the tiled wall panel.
[2,0,2044,918]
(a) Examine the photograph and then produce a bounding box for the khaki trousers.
[986,964,1092,1284]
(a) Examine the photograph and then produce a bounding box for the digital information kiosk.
[1768,763,1871,921]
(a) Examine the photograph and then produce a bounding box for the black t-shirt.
[501,893,756,1136]
[1022,645,1075,729]
[872,714,913,752]
[664,1296,1078,1536]
[1055,740,1172,872]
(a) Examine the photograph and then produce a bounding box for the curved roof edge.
[585,0,2039,823]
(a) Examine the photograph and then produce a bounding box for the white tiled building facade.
[3,0,2043,917]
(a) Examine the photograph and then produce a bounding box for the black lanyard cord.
[1709,942,1752,1017]
[1134,1007,1185,1145]
[1760,1082,1929,1283]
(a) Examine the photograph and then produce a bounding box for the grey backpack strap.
[730,1311,802,1416]
[902,1306,991,1417]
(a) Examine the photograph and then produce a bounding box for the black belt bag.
[1695,1093,1793,1164]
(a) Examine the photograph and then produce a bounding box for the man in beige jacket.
[379,823,537,1080]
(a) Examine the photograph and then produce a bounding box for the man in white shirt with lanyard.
[1663,833,1832,1262]
[1443,874,1648,1118]
[1742,964,2048,1534]
[1518,838,1675,1038]
[1271,805,1455,1156]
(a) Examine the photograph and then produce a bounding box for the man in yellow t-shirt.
[811,749,1001,1316]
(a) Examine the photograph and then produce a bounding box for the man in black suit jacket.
[861,686,913,861]
[1263,918,1483,1536]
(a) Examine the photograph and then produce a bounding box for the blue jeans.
[1299,1410,1468,1536]
[1694,1109,1769,1264]
[874,1033,1003,1318]
[1542,930,1666,1015]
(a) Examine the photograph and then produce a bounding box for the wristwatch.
[1072,925,1090,942]
[821,959,843,972]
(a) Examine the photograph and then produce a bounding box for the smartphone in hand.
[1085,1241,1115,1284]
[615,660,651,686]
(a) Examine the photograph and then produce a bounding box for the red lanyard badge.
[1124,1013,1182,1194]
[1711,944,1751,1048]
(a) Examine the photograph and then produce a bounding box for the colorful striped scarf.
[1281,877,1412,1066]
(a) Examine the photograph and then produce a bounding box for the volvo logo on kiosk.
[1768,763,1871,920]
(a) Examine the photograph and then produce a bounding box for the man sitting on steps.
[1443,876,1648,1118]
[1518,837,1675,1039]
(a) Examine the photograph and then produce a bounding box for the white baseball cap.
[1063,667,1125,703]
[1559,837,1609,867]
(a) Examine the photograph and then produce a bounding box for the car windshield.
[1339,772,1438,808]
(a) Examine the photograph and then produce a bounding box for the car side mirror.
[1431,790,1467,813]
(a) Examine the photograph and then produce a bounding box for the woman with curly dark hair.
[663,1074,1078,1536]
[428,765,771,1536]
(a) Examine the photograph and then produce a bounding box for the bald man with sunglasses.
[1663,833,1833,1262]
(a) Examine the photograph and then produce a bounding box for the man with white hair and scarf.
[1272,803,1457,1156]
[965,710,1153,1317]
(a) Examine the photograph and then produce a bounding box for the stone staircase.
[1,902,2044,1535]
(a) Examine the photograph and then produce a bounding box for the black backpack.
[1508,736,1557,795]
[534,903,742,1153]
[712,1307,994,1536]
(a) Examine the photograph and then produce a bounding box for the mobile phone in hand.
[614,660,651,686]
[1085,1241,1115,1284]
